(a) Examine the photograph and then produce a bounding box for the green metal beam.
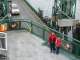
[52,0,76,19]
[0,0,8,18]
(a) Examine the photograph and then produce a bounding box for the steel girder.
[0,0,8,18]
[52,0,76,19]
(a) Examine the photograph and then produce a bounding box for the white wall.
[58,19,74,27]
[75,0,80,20]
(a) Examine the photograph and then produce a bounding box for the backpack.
[55,39,62,47]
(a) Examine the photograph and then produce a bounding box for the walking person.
[48,32,57,53]
[55,37,62,54]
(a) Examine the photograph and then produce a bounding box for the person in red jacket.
[55,37,62,54]
[48,32,57,53]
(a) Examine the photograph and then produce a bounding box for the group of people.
[48,32,62,54]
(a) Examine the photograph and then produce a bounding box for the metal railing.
[0,32,7,60]
[1,19,80,60]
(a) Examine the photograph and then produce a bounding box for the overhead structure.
[52,0,76,19]
[0,0,8,18]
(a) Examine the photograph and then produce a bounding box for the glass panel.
[44,30,49,41]
[32,24,43,38]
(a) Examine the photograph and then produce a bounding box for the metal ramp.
[0,19,79,60]
[7,31,70,60]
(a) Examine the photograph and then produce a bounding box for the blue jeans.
[50,42,55,52]
[56,47,60,54]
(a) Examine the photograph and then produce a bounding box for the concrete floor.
[7,30,70,60]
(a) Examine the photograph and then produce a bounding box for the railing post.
[43,28,45,40]
[31,20,33,33]
[18,21,21,29]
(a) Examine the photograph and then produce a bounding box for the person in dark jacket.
[48,32,57,53]
[55,37,62,54]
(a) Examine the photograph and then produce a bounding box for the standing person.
[55,37,62,54]
[48,32,57,53]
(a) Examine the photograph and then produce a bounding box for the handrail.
[0,18,80,43]
[2,19,80,44]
